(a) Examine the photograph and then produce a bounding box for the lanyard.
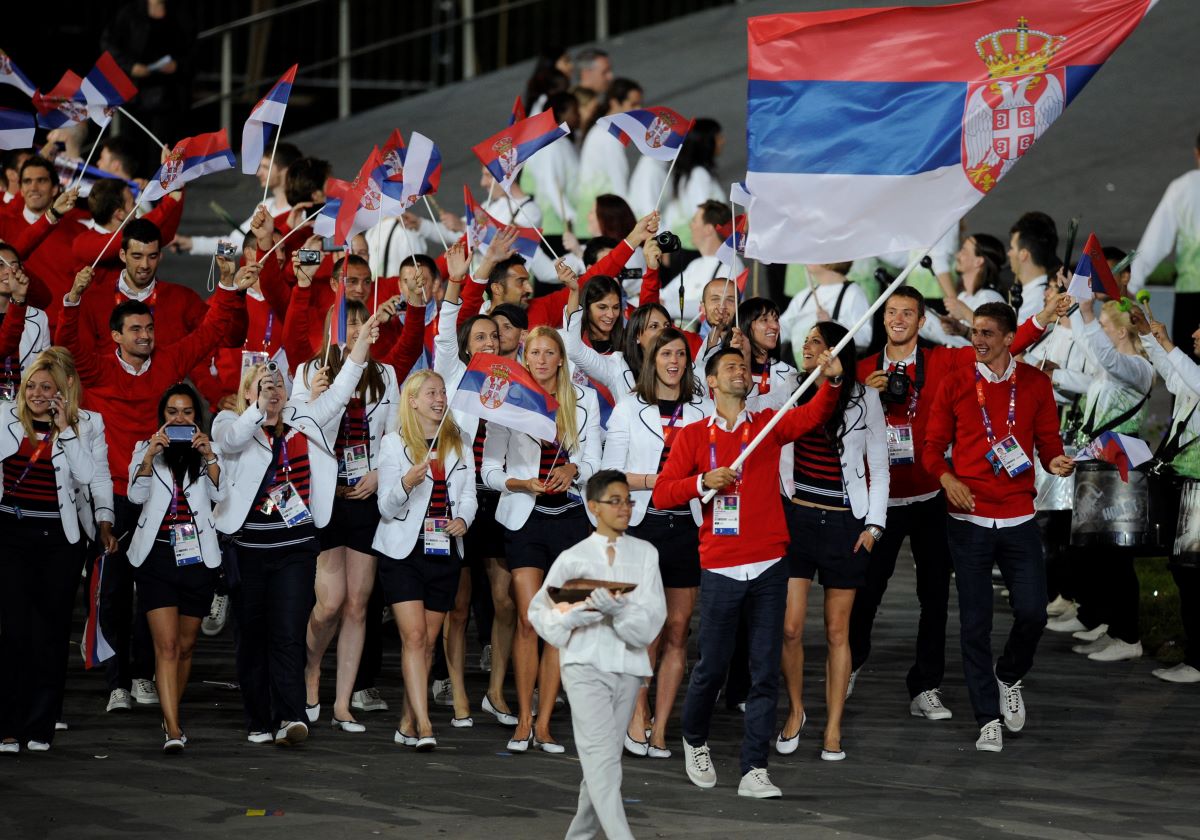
[662,401,684,447]
[753,362,771,395]
[975,367,1016,445]
[709,422,750,490]
[265,426,294,487]
[262,311,274,349]
[5,431,53,494]
[168,478,193,526]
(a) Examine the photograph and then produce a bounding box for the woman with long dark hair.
[601,327,709,759]
[567,293,674,401]
[777,321,889,762]
[522,45,573,114]
[739,297,799,410]
[126,383,222,752]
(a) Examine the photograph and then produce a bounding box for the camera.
[297,249,322,265]
[165,424,197,443]
[880,361,911,405]
[654,231,681,253]
[216,240,237,257]
[618,267,641,281]
[265,360,279,373]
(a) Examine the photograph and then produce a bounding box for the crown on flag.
[975,17,1067,78]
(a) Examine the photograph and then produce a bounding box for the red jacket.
[60,287,246,496]
[652,381,840,569]
[207,292,283,404]
[921,359,1064,520]
[524,239,638,330]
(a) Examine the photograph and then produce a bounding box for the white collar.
[22,206,42,225]
[707,406,749,432]
[588,531,624,549]
[115,347,152,376]
[883,344,917,367]
[81,217,105,232]
[246,286,265,302]
[976,356,1016,383]
[118,273,157,301]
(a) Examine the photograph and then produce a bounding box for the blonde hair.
[398,370,463,465]
[17,352,79,442]
[1100,301,1147,358]
[525,326,580,452]
[235,362,271,414]
[36,346,83,406]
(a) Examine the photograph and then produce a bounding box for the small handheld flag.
[82,553,115,669]
[1066,234,1122,301]
[715,213,748,266]
[330,264,349,349]
[80,52,138,127]
[398,131,442,211]
[472,109,570,194]
[242,64,297,175]
[596,106,694,162]
[463,186,540,266]
[0,48,36,97]
[335,146,385,246]
[509,95,526,126]
[450,352,559,442]
[140,130,237,204]
[1075,431,1152,483]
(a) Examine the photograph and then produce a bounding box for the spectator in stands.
[577,79,643,224]
[523,45,573,114]
[576,47,614,93]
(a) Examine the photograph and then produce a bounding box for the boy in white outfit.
[529,469,667,840]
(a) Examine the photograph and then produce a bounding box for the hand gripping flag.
[1066,233,1122,301]
[81,553,115,668]
[463,186,540,266]
[79,52,138,127]
[472,109,570,193]
[140,130,236,204]
[0,48,36,97]
[715,213,748,266]
[335,146,386,246]
[451,352,559,442]
[596,106,694,162]
[0,108,36,150]
[241,65,297,174]
[745,0,1158,264]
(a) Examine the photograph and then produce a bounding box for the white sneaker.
[1072,635,1115,655]
[846,668,859,700]
[975,720,1003,752]
[106,688,132,712]
[351,687,389,712]
[247,731,273,744]
[738,767,781,799]
[201,594,229,636]
[1088,639,1142,662]
[274,721,308,746]
[480,644,492,673]
[909,689,953,720]
[682,739,717,788]
[1045,595,1075,618]
[996,677,1026,732]
[1072,623,1110,642]
[0,741,18,754]
[131,678,160,706]
[431,679,454,707]
[1152,663,1200,684]
[1046,615,1087,633]
[26,740,50,752]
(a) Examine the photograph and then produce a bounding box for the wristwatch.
[205,457,219,466]
[865,525,884,541]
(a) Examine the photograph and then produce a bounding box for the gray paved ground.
[3,556,1197,840]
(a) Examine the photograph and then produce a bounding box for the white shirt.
[627,156,667,218]
[779,280,872,351]
[920,287,1005,347]
[114,348,152,377]
[1017,274,1048,324]
[117,273,156,301]
[1131,168,1200,293]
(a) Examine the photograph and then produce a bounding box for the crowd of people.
[1,42,1198,836]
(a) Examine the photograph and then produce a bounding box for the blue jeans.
[682,560,787,775]
[947,518,1048,725]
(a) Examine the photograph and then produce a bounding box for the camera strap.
[877,346,926,419]
[801,281,853,323]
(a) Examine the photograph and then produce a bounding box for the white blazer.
[212,357,367,534]
[372,430,478,559]
[433,299,483,445]
[601,392,710,526]
[73,408,115,541]
[481,383,602,530]
[564,306,638,404]
[0,404,97,544]
[291,357,400,468]
[778,383,890,528]
[125,441,226,568]
[3,304,50,371]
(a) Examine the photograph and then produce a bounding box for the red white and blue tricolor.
[397,131,442,211]
[744,0,1157,263]
[140,130,237,204]
[241,65,297,175]
[596,106,694,162]
[715,213,748,266]
[472,109,570,193]
[1066,233,1122,301]
[82,553,115,669]
[0,48,36,97]
[334,146,385,246]
[1076,431,1152,482]
[0,108,36,150]
[33,53,137,129]
[33,70,88,129]
[451,352,559,442]
[331,267,349,348]
[463,186,541,266]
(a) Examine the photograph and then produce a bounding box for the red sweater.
[0,207,91,321]
[921,360,1064,519]
[209,292,282,402]
[652,381,840,569]
[61,287,245,496]
[70,194,185,266]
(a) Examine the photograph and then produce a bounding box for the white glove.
[561,604,605,630]
[588,587,624,616]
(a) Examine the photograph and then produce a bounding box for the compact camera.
[297,249,322,265]
[216,240,237,257]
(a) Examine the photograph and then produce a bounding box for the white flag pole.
[91,202,142,271]
[116,107,167,149]
[422,195,451,252]
[256,206,323,265]
[261,120,284,207]
[72,121,110,190]
[652,155,680,215]
[699,233,950,505]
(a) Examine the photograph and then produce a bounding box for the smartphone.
[216,240,237,257]
[165,424,197,443]
[297,249,322,265]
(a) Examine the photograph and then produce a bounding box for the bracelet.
[866,525,884,541]
[205,457,219,466]
[11,298,24,306]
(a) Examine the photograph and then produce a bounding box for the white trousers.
[561,662,643,840]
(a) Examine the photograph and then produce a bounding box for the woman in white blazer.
[126,383,223,753]
[373,370,477,751]
[482,325,601,754]
[0,353,96,754]
[433,253,519,730]
[565,288,674,405]
[212,314,378,747]
[778,321,889,763]
[0,251,50,400]
[600,327,709,760]
[292,298,400,734]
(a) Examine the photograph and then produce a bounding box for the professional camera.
[880,360,911,405]
[654,231,681,253]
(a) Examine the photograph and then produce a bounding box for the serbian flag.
[1075,431,1152,482]
[730,180,753,207]
[335,146,385,246]
[745,0,1157,263]
[451,352,559,442]
[33,70,87,129]
[463,186,540,266]
[397,131,442,211]
[587,376,616,429]
[1066,233,1123,300]
[79,52,138,127]
[715,214,748,266]
[330,269,349,347]
[596,106,694,162]
[241,64,297,175]
[314,177,350,238]
[0,48,36,97]
[472,109,570,193]
[509,95,526,126]
[0,108,36,150]
[140,130,236,204]
[81,554,115,668]
[371,129,409,217]
[733,267,750,293]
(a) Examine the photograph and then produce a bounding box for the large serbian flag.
[745,0,1157,263]
[140,130,236,204]
[451,352,559,442]
[472,109,570,193]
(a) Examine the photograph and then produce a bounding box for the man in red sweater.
[921,301,1074,754]
[61,261,255,712]
[653,345,842,800]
